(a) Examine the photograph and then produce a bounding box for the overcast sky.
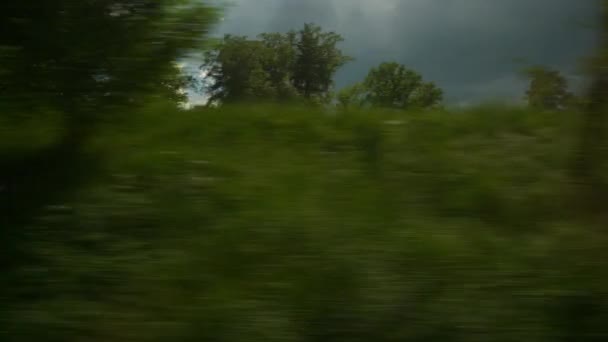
[194,0,599,105]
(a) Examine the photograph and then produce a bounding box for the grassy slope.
[4,103,608,341]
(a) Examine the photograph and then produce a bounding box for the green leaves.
[410,82,444,109]
[0,0,218,120]
[202,24,351,105]
[364,62,424,108]
[337,83,367,109]
[203,29,443,111]
[338,62,443,110]
[292,23,352,100]
[204,35,276,104]
[7,102,608,342]
[523,66,574,110]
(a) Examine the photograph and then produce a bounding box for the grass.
[3,102,608,341]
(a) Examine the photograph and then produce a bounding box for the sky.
[191,0,600,106]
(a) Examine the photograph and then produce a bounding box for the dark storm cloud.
[211,0,599,104]
[384,0,598,102]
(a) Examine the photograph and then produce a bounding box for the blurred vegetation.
[1,2,218,337]
[3,101,608,341]
[2,1,608,342]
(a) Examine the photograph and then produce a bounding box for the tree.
[292,23,352,101]
[336,83,367,108]
[203,35,274,104]
[259,32,300,101]
[337,62,443,110]
[1,0,218,227]
[202,23,350,105]
[409,82,444,109]
[0,0,217,130]
[572,0,608,215]
[160,63,194,105]
[523,66,573,110]
[0,0,219,270]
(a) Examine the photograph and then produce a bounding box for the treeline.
[199,24,443,109]
[197,23,580,112]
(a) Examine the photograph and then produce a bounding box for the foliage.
[0,0,218,244]
[203,36,274,104]
[160,64,193,106]
[2,2,608,342]
[202,24,351,105]
[409,81,445,108]
[0,3,219,332]
[336,82,367,109]
[523,66,574,110]
[292,24,352,100]
[0,0,217,128]
[338,62,443,110]
[3,101,608,341]
[572,0,608,215]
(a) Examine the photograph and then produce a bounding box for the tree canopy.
[0,0,217,126]
[338,62,443,110]
[523,66,574,110]
[202,23,351,105]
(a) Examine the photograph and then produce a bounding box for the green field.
[3,103,608,341]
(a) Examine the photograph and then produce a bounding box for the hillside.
[3,103,608,341]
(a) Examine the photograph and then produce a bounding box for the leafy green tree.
[523,66,573,110]
[336,83,367,108]
[0,0,218,276]
[160,63,194,105]
[202,23,350,105]
[292,23,352,101]
[410,82,444,109]
[364,62,424,108]
[0,0,217,130]
[204,35,274,104]
[259,32,300,100]
[337,62,443,110]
